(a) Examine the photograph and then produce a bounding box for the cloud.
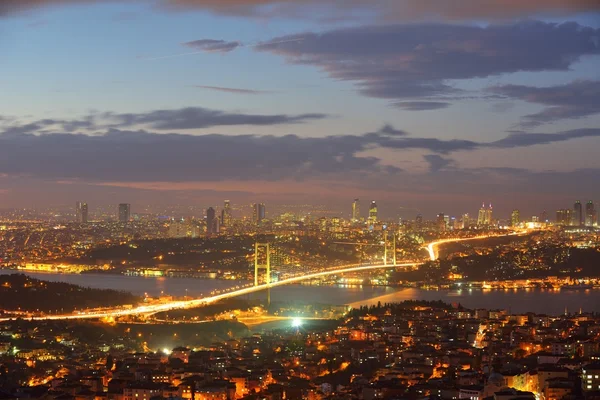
[423,154,454,172]
[250,21,600,104]
[195,85,274,94]
[0,129,390,182]
[393,101,450,111]
[489,80,600,127]
[370,124,409,137]
[2,117,600,186]
[1,0,599,22]
[100,107,327,130]
[488,128,600,148]
[182,39,240,53]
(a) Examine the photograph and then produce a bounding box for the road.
[425,231,528,261]
[2,232,525,321]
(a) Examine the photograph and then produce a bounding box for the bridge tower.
[383,231,397,266]
[254,242,271,306]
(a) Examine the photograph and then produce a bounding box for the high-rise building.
[511,209,520,227]
[585,200,596,227]
[368,201,378,224]
[437,213,446,231]
[76,201,88,223]
[556,209,566,225]
[352,199,360,222]
[221,200,232,227]
[540,210,548,224]
[253,203,266,224]
[206,207,218,235]
[118,203,130,223]
[415,214,423,231]
[573,200,583,226]
[477,203,492,226]
[556,209,573,225]
[461,213,470,229]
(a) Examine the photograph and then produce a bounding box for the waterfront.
[1,270,599,315]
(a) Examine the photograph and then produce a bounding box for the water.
[2,270,599,315]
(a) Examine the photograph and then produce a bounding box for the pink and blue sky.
[1,0,599,218]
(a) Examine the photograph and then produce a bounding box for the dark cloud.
[377,136,480,154]
[252,21,600,102]
[488,128,600,148]
[370,124,409,137]
[182,39,240,53]
[393,101,450,111]
[0,129,387,182]
[1,0,598,22]
[101,107,327,130]
[195,85,274,94]
[2,119,599,185]
[423,154,454,172]
[489,80,600,127]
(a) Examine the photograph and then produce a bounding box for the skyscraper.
[206,207,218,235]
[540,210,548,224]
[461,213,470,229]
[253,203,266,224]
[222,200,232,227]
[557,208,573,225]
[368,201,377,224]
[437,213,446,231]
[415,214,423,231]
[477,203,492,226]
[585,201,596,227]
[118,203,130,223]
[477,203,486,226]
[573,200,583,226]
[511,209,520,227]
[76,201,88,223]
[352,199,360,222]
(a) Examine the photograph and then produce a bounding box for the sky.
[0,0,599,219]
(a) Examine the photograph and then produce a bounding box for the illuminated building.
[118,203,131,223]
[368,201,377,224]
[253,203,266,224]
[221,200,232,227]
[169,219,200,238]
[461,213,470,229]
[511,209,520,227]
[582,363,600,392]
[206,207,219,235]
[478,203,492,226]
[556,209,572,225]
[76,201,88,223]
[352,198,360,222]
[585,200,596,227]
[573,200,582,226]
[437,213,446,231]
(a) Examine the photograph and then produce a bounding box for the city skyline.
[1,1,599,215]
[50,197,600,225]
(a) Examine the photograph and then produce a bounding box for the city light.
[292,318,302,328]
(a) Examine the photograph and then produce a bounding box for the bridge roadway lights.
[5,233,525,321]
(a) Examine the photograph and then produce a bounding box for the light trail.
[2,232,526,321]
[2,262,418,321]
[425,230,529,261]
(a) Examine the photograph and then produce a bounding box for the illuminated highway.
[425,231,528,261]
[1,232,526,321]
[1,261,419,321]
